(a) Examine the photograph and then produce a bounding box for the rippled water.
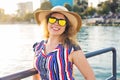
[0,24,120,80]
[77,26,120,80]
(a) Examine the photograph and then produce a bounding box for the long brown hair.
[42,12,79,46]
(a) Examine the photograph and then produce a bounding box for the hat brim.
[34,10,82,32]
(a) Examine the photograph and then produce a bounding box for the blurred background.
[0,0,120,80]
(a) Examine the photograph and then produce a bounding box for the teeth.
[52,27,60,31]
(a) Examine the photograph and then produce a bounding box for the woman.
[33,6,96,80]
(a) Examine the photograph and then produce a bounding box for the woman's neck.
[45,36,61,54]
[47,36,61,45]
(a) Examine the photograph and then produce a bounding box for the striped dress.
[33,40,81,80]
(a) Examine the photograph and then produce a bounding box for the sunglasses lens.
[48,17,66,27]
[48,18,56,24]
[59,20,66,26]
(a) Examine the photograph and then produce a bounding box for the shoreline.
[0,21,120,27]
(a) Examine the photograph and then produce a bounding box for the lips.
[51,27,60,31]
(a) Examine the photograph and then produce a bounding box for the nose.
[54,20,59,26]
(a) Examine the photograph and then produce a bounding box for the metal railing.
[0,47,117,80]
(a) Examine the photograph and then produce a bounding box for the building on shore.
[0,8,4,15]
[17,2,33,17]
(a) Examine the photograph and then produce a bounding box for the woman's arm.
[33,56,41,80]
[33,73,41,80]
[71,50,96,80]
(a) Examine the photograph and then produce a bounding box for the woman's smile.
[51,26,60,31]
[48,13,66,35]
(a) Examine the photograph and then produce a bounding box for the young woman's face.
[47,13,67,36]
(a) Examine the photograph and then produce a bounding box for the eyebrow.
[49,17,66,20]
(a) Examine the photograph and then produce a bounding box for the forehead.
[50,12,65,19]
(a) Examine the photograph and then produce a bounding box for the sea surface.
[0,24,120,80]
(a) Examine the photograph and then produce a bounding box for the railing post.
[112,47,117,80]
[86,47,117,80]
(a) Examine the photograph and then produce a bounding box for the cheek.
[47,23,51,29]
[47,23,51,27]
[47,23,57,33]
[61,27,66,32]
[47,23,66,34]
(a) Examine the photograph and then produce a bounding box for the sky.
[0,0,107,14]
[0,0,40,14]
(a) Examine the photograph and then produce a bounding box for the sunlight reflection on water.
[0,25,120,80]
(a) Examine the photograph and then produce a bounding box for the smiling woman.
[33,5,96,80]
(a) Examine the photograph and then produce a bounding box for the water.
[77,26,120,80]
[0,24,120,80]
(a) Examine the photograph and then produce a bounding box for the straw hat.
[34,6,82,32]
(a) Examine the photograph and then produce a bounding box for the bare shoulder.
[70,50,85,58]
[69,50,96,80]
[69,50,86,63]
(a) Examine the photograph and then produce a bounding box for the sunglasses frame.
[48,17,67,27]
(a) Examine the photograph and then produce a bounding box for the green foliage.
[40,1,53,10]
[109,0,118,13]
[116,6,120,13]
[0,14,13,23]
[73,4,84,13]
[97,0,119,14]
[81,0,88,10]
[64,3,72,11]
[24,13,34,22]
[73,4,80,12]
[97,1,111,15]
[84,7,96,16]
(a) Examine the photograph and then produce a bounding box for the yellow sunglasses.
[48,17,67,27]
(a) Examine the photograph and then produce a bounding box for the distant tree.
[24,13,34,22]
[97,1,111,15]
[64,3,72,11]
[73,4,84,13]
[40,1,53,10]
[81,0,88,10]
[0,14,12,22]
[109,0,118,13]
[85,7,96,16]
[116,6,120,13]
[73,0,88,17]
[76,0,81,6]
[73,4,79,12]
